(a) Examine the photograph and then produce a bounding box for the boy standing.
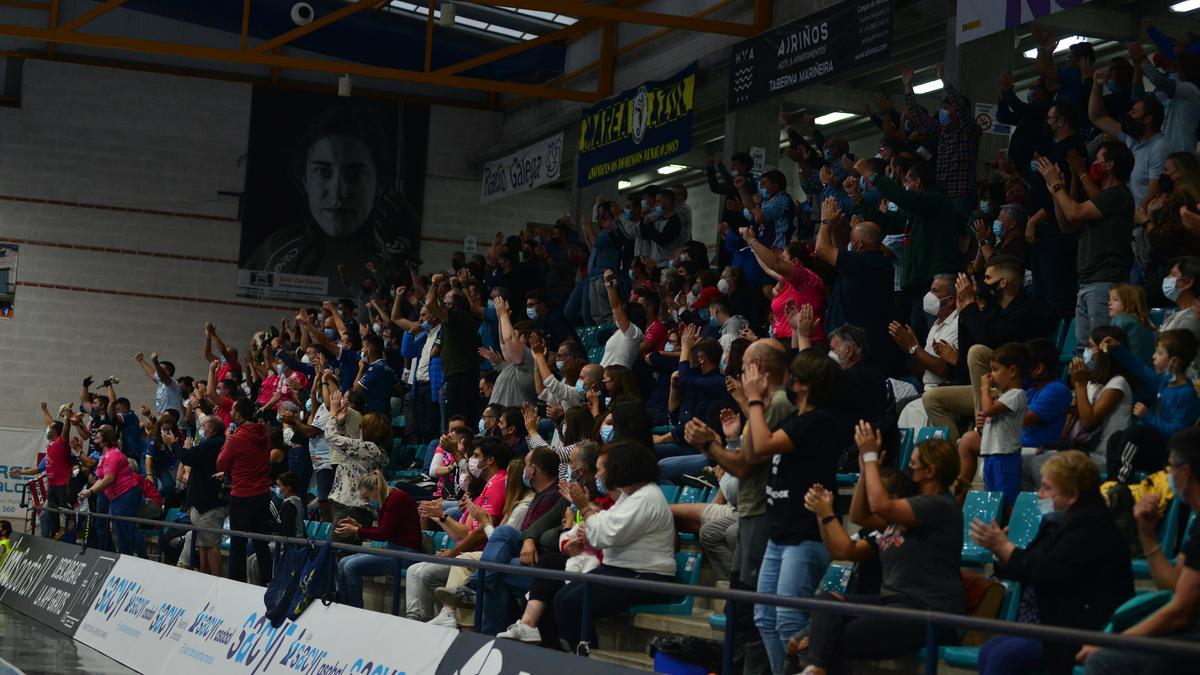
[978,343,1031,507]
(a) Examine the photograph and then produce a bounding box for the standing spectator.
[525,290,575,349]
[79,425,143,555]
[599,269,647,368]
[743,234,827,346]
[741,350,841,675]
[736,170,794,248]
[902,62,982,218]
[203,322,242,384]
[353,332,397,416]
[135,351,184,418]
[398,299,443,446]
[176,415,225,576]
[324,390,389,541]
[105,381,145,461]
[39,407,76,540]
[216,398,273,584]
[961,343,1032,508]
[637,188,684,266]
[335,470,422,608]
[1089,70,1168,211]
[971,451,1134,674]
[488,296,539,408]
[1130,42,1200,157]
[425,281,482,426]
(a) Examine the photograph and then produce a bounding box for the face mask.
[1159,174,1175,194]
[992,219,1004,240]
[576,380,586,396]
[1089,160,1106,183]
[599,424,615,443]
[729,169,739,178]
[859,176,869,192]
[467,457,483,477]
[477,418,486,434]
[1164,276,1183,302]
[717,278,730,294]
[1082,347,1095,369]
[521,469,533,489]
[922,291,944,316]
[641,199,649,208]
[555,359,566,371]
[742,207,753,221]
[282,427,295,446]
[978,200,990,215]
[1037,496,1056,516]
[822,148,832,162]
[337,310,344,319]
[937,109,951,126]
[686,291,698,305]
[594,476,609,496]
[979,278,1002,302]
[198,427,207,441]
[271,486,282,500]
[720,352,728,372]
[664,342,677,352]
[709,314,719,328]
[827,350,841,366]
[1029,159,1040,175]
[323,328,338,340]
[274,363,284,375]
[301,354,311,365]
[758,187,770,200]
[420,320,431,332]
[372,322,382,334]
[886,201,899,212]
[1104,79,1117,94]
[526,307,539,321]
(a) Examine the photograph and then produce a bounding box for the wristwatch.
[821,515,838,526]
[437,514,447,524]
[907,344,920,355]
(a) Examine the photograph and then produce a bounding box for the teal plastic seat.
[315,522,332,540]
[677,486,708,504]
[304,520,320,539]
[1007,492,1042,549]
[835,472,860,487]
[708,612,726,631]
[219,516,231,552]
[896,427,915,469]
[659,485,680,503]
[1133,498,1188,578]
[1149,307,1171,328]
[925,581,1022,669]
[915,426,951,443]
[961,491,1004,565]
[578,326,598,349]
[818,561,853,595]
[629,552,702,615]
[1058,317,1078,367]
[587,346,604,364]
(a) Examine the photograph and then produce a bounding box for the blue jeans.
[658,454,713,485]
[754,539,830,675]
[565,280,591,325]
[153,468,176,499]
[338,545,415,608]
[91,494,112,551]
[978,635,1043,675]
[478,525,529,635]
[108,484,143,556]
[653,442,699,460]
[1075,282,1114,353]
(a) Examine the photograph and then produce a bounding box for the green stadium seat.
[629,552,702,615]
[818,562,853,595]
[1007,492,1042,549]
[1133,499,1188,578]
[676,486,708,504]
[659,485,680,503]
[1149,307,1171,328]
[961,491,1004,565]
[896,427,916,469]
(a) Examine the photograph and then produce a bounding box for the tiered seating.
[629,551,703,615]
[1132,497,1187,578]
[961,491,1005,565]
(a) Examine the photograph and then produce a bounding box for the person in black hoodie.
[970,450,1134,674]
[174,415,226,576]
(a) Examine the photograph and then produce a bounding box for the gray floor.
[0,605,136,675]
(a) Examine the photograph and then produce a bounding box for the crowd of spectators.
[20,22,1200,675]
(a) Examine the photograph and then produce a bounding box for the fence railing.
[39,506,1200,675]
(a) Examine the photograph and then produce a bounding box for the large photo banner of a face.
[237,87,429,302]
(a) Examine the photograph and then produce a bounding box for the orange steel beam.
[598,22,615,97]
[467,0,758,37]
[433,20,589,77]
[45,0,58,58]
[0,22,603,102]
[423,0,434,72]
[753,0,772,33]
[57,0,128,33]
[0,0,51,11]
[251,0,383,54]
[239,0,251,50]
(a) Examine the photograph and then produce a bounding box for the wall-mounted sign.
[728,0,893,111]
[957,0,1089,46]
[481,132,564,204]
[577,63,696,188]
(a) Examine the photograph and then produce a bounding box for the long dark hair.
[1088,326,1138,387]
[608,400,653,449]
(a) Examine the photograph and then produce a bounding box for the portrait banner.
[577,63,696,188]
[0,242,17,319]
[481,132,563,204]
[237,87,430,303]
[728,0,892,111]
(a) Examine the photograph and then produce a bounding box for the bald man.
[815,202,902,376]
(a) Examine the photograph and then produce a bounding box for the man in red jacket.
[216,398,273,584]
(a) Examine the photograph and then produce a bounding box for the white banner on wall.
[955,0,1089,46]
[76,555,459,675]
[480,132,563,204]
[0,428,46,528]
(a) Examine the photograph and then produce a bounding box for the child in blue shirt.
[1105,329,1200,483]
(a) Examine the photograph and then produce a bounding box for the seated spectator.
[600,269,648,368]
[1106,329,1200,482]
[1108,282,1156,366]
[1160,256,1200,378]
[1078,428,1200,674]
[670,466,738,581]
[602,364,641,403]
[334,470,422,608]
[550,442,679,651]
[742,349,841,674]
[892,274,959,429]
[802,429,964,674]
[971,451,1134,675]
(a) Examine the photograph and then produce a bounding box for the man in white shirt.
[890,274,960,428]
[599,269,647,368]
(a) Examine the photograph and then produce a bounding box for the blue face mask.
[323,328,338,340]
[478,418,486,434]
[594,476,609,496]
[758,187,770,200]
[1105,79,1117,94]
[742,207,753,221]
[420,320,431,331]
[599,424,615,443]
[709,315,719,328]
[521,470,532,489]
[564,466,575,482]
[859,176,869,192]
[720,352,728,372]
[886,201,899,212]
[937,109,951,126]
[197,427,207,441]
[697,308,710,322]
[369,499,381,510]
[1163,277,1182,302]
[651,205,664,217]
[1029,159,1039,174]
[622,208,632,219]
[576,380,586,396]
[271,486,282,500]
[979,200,990,215]
[822,148,832,162]
[526,307,539,321]
[992,219,1004,240]
[1082,348,1095,369]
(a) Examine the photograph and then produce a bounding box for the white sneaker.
[497,621,541,643]
[427,607,457,628]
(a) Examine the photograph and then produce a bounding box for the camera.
[291,2,314,26]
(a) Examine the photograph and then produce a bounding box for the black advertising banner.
[728,0,893,110]
[0,533,119,636]
[435,632,639,674]
[237,87,430,302]
[577,63,696,187]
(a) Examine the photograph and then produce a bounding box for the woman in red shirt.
[742,231,827,346]
[334,470,421,608]
[78,426,142,555]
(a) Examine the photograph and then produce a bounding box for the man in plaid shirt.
[903,62,981,219]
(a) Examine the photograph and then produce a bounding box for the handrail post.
[925,621,939,675]
[577,580,592,657]
[721,598,734,675]
[475,571,486,631]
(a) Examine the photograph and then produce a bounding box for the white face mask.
[922,291,944,316]
[827,350,841,365]
[372,322,382,334]
[1037,496,1056,516]
[467,457,483,477]
[717,278,730,295]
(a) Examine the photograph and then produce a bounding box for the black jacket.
[998,501,1134,674]
[176,433,225,513]
[955,289,1055,379]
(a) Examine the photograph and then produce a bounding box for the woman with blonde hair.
[970,451,1133,674]
[334,468,422,608]
[324,390,390,543]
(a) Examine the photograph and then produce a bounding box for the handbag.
[263,541,316,627]
[284,540,336,624]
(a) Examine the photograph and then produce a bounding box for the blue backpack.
[263,540,335,627]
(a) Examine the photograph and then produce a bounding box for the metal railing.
[40,506,1200,675]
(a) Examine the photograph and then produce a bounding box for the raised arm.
[203,323,218,363]
[1087,69,1121,138]
[134,352,157,382]
[856,421,919,527]
[323,300,349,337]
[39,401,54,428]
[740,227,791,278]
[1036,157,1102,232]
[492,295,523,365]
[149,352,172,384]
[813,198,841,267]
[423,278,448,323]
[299,314,340,356]
[602,269,629,332]
[206,361,222,407]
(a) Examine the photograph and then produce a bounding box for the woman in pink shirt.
[78,426,143,555]
[743,235,827,345]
